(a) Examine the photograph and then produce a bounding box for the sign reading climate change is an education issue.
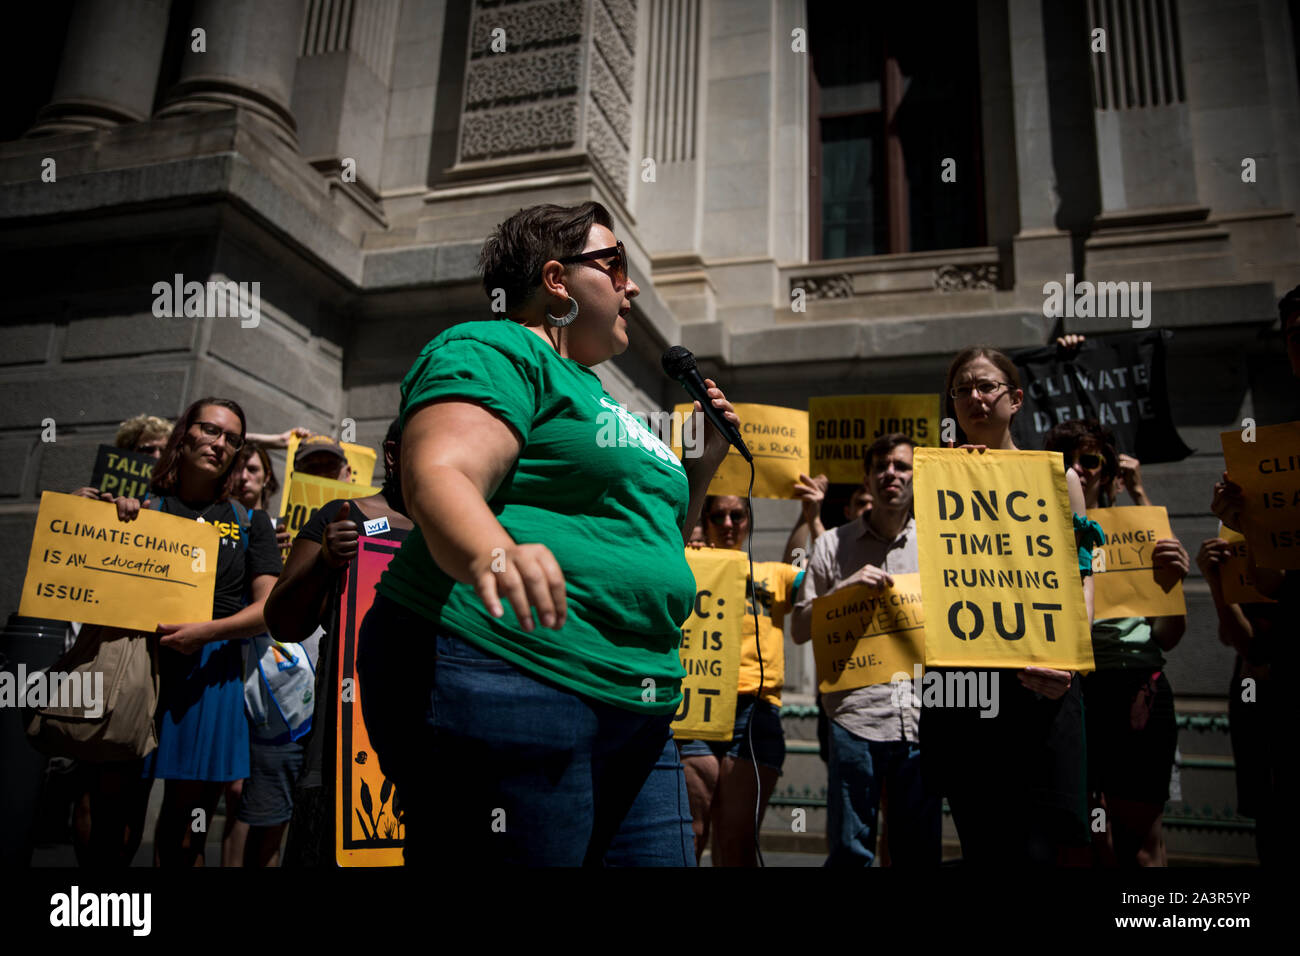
[284,434,378,491]
[20,492,218,631]
[809,395,941,484]
[1087,506,1186,619]
[88,445,156,500]
[913,449,1094,671]
[675,548,746,741]
[811,573,927,693]
[1217,524,1275,605]
[337,532,408,866]
[1221,421,1300,570]
[672,403,809,500]
[280,472,375,540]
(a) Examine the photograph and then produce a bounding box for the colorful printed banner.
[336,533,407,866]
[674,548,747,741]
[809,395,941,484]
[672,402,808,499]
[1088,506,1186,619]
[913,448,1094,671]
[88,444,155,500]
[280,472,374,539]
[1218,524,1275,605]
[1220,421,1300,569]
[284,433,378,492]
[810,573,927,693]
[20,492,217,631]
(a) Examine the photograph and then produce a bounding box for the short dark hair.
[864,433,915,473]
[1043,418,1119,497]
[151,397,247,499]
[1280,284,1300,330]
[479,201,615,312]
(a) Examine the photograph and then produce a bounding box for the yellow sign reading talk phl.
[913,448,1094,671]
[1087,506,1186,619]
[1220,421,1300,569]
[672,403,809,500]
[674,548,746,742]
[811,573,927,693]
[809,395,941,484]
[20,492,218,631]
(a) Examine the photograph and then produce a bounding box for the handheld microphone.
[661,346,752,462]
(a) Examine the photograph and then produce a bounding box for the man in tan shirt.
[792,434,941,866]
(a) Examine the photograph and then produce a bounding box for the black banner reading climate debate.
[89,445,156,499]
[1008,330,1192,463]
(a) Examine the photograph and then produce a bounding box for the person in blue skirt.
[110,397,283,866]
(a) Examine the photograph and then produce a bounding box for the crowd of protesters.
[20,197,1297,868]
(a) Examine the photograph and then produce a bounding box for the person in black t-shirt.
[107,397,282,867]
[267,419,412,866]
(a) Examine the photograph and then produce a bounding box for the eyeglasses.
[192,421,244,451]
[1074,452,1105,470]
[707,509,748,526]
[559,241,628,290]
[949,380,1009,399]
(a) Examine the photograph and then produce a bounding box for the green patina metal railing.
[771,708,1255,834]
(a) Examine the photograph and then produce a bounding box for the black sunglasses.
[1074,452,1105,470]
[707,509,748,526]
[558,241,627,289]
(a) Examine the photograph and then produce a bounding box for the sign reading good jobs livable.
[811,573,927,693]
[672,403,809,500]
[809,395,941,484]
[20,492,218,631]
[913,449,1093,671]
[674,548,746,741]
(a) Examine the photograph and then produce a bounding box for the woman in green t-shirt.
[357,201,741,866]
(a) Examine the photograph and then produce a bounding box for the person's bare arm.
[1197,537,1257,656]
[264,537,342,644]
[403,400,566,632]
[157,574,278,654]
[782,473,828,564]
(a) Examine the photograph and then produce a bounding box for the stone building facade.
[2,3,1299,848]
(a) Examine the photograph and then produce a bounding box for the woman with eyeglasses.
[104,397,283,866]
[921,346,1100,865]
[1044,418,1188,867]
[357,201,741,866]
[674,495,802,865]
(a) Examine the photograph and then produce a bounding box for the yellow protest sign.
[809,395,941,484]
[281,472,375,539]
[670,402,808,499]
[913,448,1094,671]
[673,548,746,741]
[284,434,378,499]
[1218,524,1275,605]
[811,573,926,693]
[1221,422,1300,569]
[1087,506,1185,619]
[20,492,218,631]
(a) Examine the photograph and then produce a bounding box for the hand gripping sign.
[913,448,1094,671]
[21,492,218,631]
[1086,506,1186,619]
[811,573,927,693]
[675,548,746,741]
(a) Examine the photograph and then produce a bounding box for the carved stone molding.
[934,263,1000,292]
[789,274,854,299]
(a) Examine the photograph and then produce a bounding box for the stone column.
[156,0,306,149]
[27,0,171,136]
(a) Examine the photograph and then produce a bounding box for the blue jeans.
[825,721,941,867]
[357,594,695,866]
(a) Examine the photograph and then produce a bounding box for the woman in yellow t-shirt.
[676,494,805,865]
